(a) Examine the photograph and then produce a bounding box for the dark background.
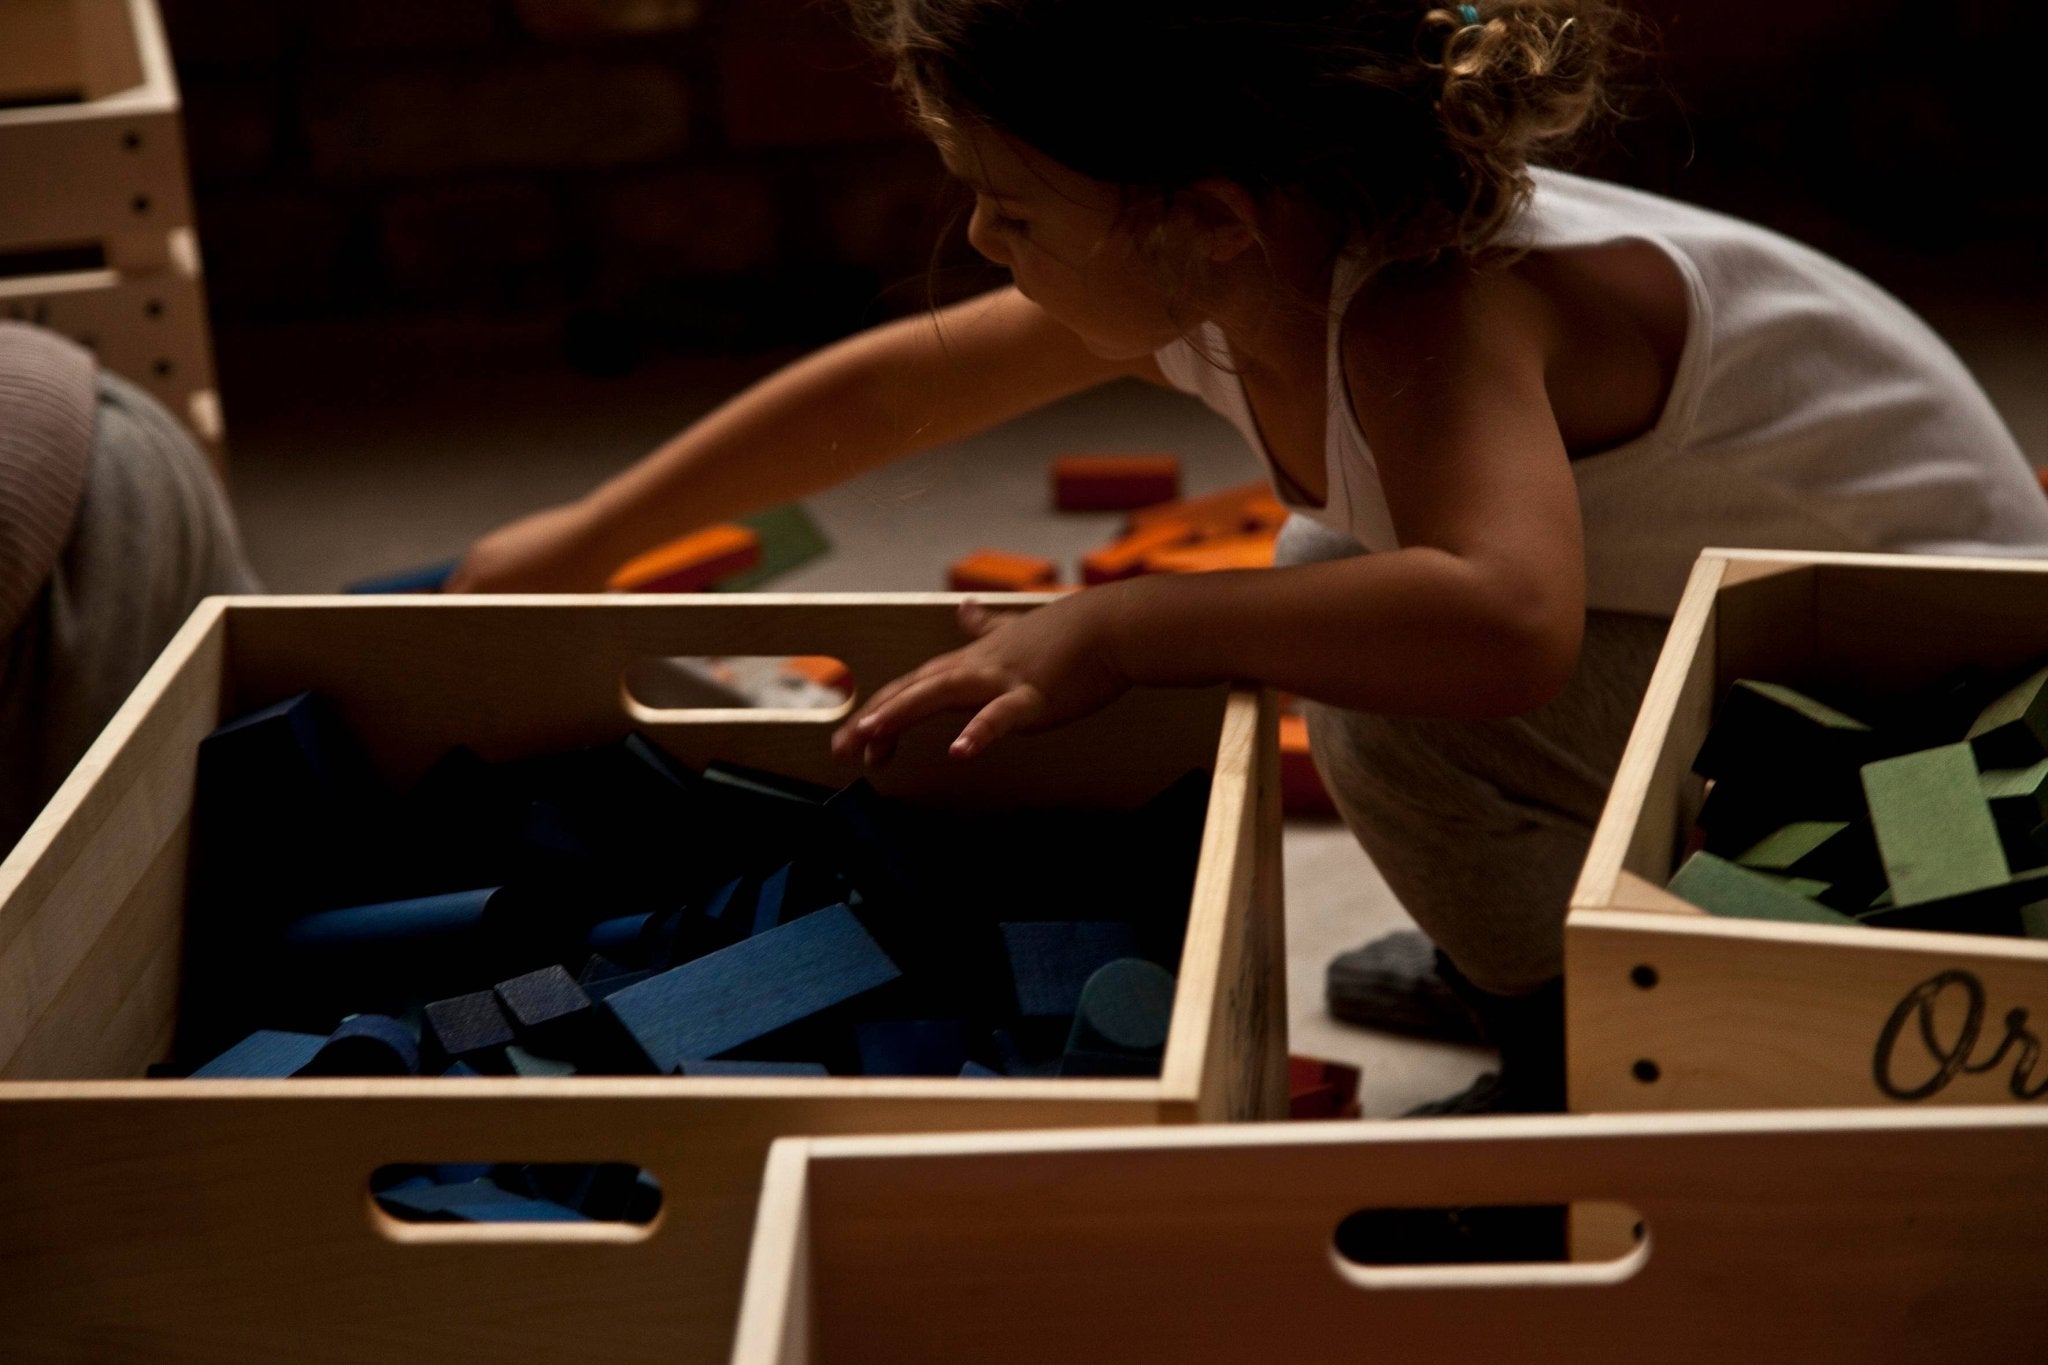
[158,0,2048,377]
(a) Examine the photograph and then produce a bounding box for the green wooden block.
[1857,864,2048,937]
[1692,680,1875,809]
[1966,664,2048,768]
[1666,852,1861,927]
[1861,743,2010,907]
[2022,902,2048,940]
[713,503,831,592]
[1979,759,2048,869]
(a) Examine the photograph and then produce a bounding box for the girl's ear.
[1184,178,1261,263]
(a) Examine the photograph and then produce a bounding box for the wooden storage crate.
[0,594,1284,1363]
[0,0,224,459]
[1569,548,2048,1112]
[732,1107,2048,1363]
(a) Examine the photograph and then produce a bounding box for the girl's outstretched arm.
[447,287,1143,591]
[833,263,1587,764]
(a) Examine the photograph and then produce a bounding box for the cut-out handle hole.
[371,1162,660,1231]
[623,655,853,717]
[1332,1201,1648,1289]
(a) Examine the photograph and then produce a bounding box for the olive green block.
[1966,664,2048,769]
[1667,852,1861,927]
[1861,743,2010,907]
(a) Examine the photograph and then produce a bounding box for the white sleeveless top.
[1154,168,2048,616]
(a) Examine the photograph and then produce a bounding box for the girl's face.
[934,119,1202,359]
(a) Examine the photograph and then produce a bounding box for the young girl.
[448,0,2048,1111]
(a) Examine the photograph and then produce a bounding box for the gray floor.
[221,291,2047,1115]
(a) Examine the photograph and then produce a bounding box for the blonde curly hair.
[855,0,1622,274]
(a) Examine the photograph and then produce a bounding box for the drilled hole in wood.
[132,194,152,215]
[152,358,174,377]
[1632,1059,1661,1084]
[122,130,143,150]
[1630,964,1658,989]
[145,299,164,318]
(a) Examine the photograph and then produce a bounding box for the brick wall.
[163,0,988,360]
[162,0,2045,356]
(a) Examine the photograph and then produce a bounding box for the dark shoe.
[1399,969,1568,1115]
[1325,930,1487,1044]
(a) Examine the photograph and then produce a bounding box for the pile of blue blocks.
[171,692,1206,1216]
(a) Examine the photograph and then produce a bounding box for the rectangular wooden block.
[1051,454,1181,511]
[601,904,902,1072]
[1141,533,1277,576]
[606,524,762,593]
[946,549,1058,593]
[1665,852,1859,926]
[1861,742,2010,905]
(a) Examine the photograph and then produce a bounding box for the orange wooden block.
[1288,1053,1363,1120]
[1080,521,1202,585]
[1241,489,1290,531]
[784,655,852,694]
[1052,454,1182,512]
[1140,532,1277,575]
[1125,480,1270,534]
[607,524,762,593]
[1279,713,1337,817]
[947,549,1059,593]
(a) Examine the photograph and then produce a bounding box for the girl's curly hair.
[854,0,1621,273]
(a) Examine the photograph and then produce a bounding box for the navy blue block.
[422,991,515,1071]
[673,1059,830,1077]
[283,887,498,951]
[587,913,653,960]
[345,559,456,593]
[506,1045,577,1077]
[600,903,900,1073]
[1001,921,1141,1021]
[855,1020,969,1077]
[300,1014,421,1076]
[188,1029,326,1078]
[1062,958,1175,1076]
[375,1179,589,1223]
[494,964,595,1055]
[960,1060,1001,1078]
[579,956,660,1001]
[432,1162,493,1183]
[441,1061,483,1078]
[751,863,796,937]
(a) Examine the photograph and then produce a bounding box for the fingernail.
[950,736,976,757]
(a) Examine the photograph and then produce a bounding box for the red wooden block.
[1289,1053,1363,1120]
[1052,454,1182,512]
[948,549,1059,593]
[1280,713,1337,818]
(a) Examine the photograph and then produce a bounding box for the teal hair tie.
[1457,3,1479,22]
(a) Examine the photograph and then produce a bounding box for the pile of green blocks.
[1673,664,2048,939]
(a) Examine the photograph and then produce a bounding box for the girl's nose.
[966,202,1011,267]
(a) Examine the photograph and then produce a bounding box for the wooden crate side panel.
[1568,909,2048,1110]
[0,235,217,435]
[80,0,153,99]
[0,0,80,101]
[0,605,222,1075]
[0,1086,1166,1365]
[0,103,189,268]
[732,1141,815,1365]
[1181,689,1285,1122]
[1575,557,1724,907]
[788,1114,2048,1365]
[220,599,1230,810]
[1810,559,2048,694]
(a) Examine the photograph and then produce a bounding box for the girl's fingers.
[852,670,1006,766]
[831,657,951,758]
[958,598,996,638]
[951,688,1045,759]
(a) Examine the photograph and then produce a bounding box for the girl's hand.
[832,594,1132,766]
[445,502,618,593]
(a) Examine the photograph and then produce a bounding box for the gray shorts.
[1275,516,1669,995]
[0,371,259,854]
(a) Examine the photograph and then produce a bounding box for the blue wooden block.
[278,886,556,1007]
[188,1029,326,1078]
[959,1061,1002,1078]
[1001,921,1141,1021]
[855,1019,969,1077]
[344,559,456,593]
[300,1014,421,1076]
[441,1061,483,1078]
[599,903,901,1073]
[375,1179,589,1223]
[283,887,499,952]
[1061,958,1175,1076]
[578,955,660,1001]
[422,990,515,1072]
[432,1162,493,1183]
[673,1059,830,1076]
[493,964,596,1055]
[586,912,653,961]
